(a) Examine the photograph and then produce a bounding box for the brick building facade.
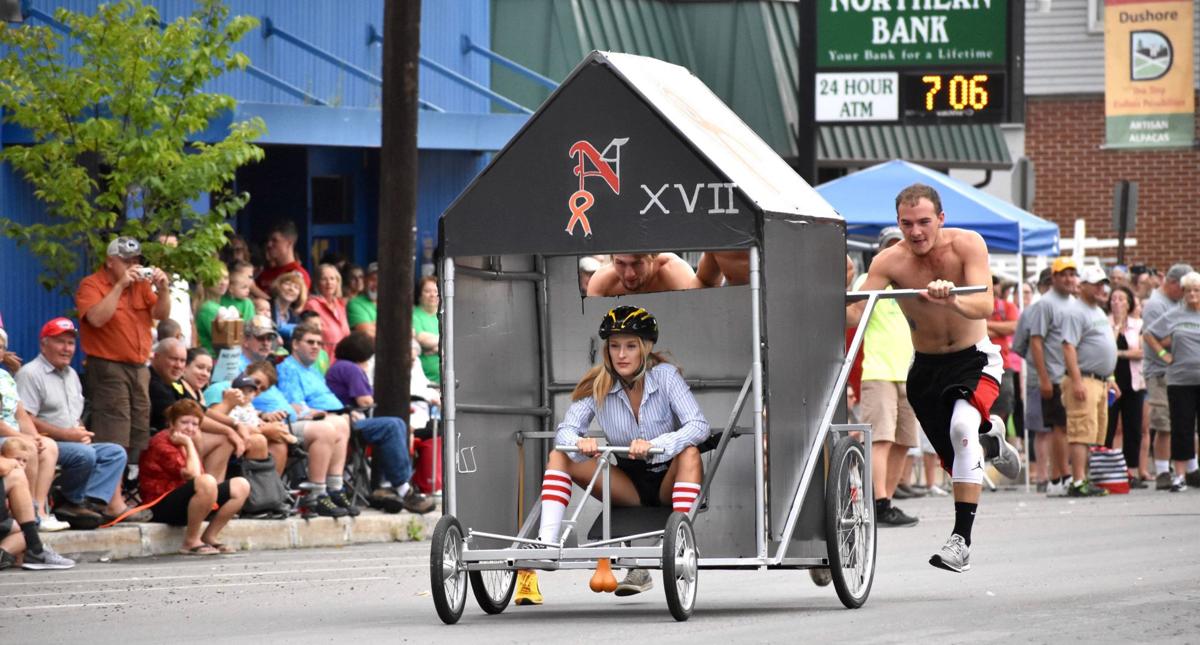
[1025,93,1199,271]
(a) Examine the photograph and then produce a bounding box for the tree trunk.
[375,0,421,424]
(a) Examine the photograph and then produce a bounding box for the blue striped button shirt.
[555,363,710,465]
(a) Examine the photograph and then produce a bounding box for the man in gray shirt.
[15,318,149,528]
[1141,263,1194,490]
[1026,258,1077,495]
[1012,269,1053,488]
[1144,270,1200,491]
[1060,267,1120,497]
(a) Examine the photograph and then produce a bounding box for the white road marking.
[0,602,127,612]
[4,575,390,600]
[0,563,422,588]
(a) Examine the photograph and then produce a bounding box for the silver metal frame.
[441,253,982,572]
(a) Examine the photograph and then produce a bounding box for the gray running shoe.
[614,568,654,596]
[929,534,970,573]
[1156,472,1173,490]
[985,415,1021,480]
[22,546,76,570]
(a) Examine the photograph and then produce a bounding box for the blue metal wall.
[0,0,505,359]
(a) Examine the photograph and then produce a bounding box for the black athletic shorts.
[906,340,1002,472]
[150,479,234,526]
[1041,383,1068,428]
[614,456,669,507]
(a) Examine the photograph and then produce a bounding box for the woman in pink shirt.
[303,264,351,358]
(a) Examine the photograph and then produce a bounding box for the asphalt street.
[3,486,1199,643]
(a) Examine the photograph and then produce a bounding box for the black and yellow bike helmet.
[598,306,659,343]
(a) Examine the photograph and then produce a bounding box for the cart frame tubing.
[442,258,457,515]
[749,247,767,559]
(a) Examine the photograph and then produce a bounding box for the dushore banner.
[1104,0,1195,148]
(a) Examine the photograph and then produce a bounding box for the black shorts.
[151,479,234,526]
[614,456,669,507]
[1042,383,1068,428]
[906,341,1002,471]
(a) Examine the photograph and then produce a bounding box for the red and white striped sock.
[538,469,571,542]
[672,482,701,514]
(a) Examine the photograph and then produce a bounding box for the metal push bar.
[771,285,986,563]
[463,446,665,567]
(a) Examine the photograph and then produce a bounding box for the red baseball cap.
[39,317,78,339]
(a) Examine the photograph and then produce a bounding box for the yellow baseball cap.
[1051,257,1077,274]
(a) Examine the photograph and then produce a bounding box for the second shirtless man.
[850,183,1021,573]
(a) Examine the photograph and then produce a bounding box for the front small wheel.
[824,436,876,609]
[469,568,515,614]
[662,512,698,621]
[430,515,469,624]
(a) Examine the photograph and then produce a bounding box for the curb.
[41,509,440,561]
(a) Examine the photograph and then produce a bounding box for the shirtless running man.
[849,183,1021,573]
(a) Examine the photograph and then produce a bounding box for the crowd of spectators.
[0,224,440,571]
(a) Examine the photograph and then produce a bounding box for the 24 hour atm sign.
[818,0,1007,68]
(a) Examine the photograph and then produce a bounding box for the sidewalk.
[40,508,440,561]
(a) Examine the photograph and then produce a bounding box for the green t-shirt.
[347,293,377,328]
[195,300,220,353]
[412,307,440,384]
[852,274,913,382]
[219,294,255,325]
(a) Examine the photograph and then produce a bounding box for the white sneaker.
[929,534,970,573]
[985,415,1021,480]
[38,514,71,532]
[927,485,950,497]
[1046,480,1066,497]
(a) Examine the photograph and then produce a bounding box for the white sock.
[1188,458,1199,473]
[396,482,412,497]
[538,470,571,543]
[672,482,701,514]
[1156,459,1170,475]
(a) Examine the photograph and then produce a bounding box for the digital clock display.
[900,72,1006,123]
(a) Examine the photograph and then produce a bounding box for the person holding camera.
[75,236,171,462]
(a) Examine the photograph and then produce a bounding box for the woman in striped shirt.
[515,306,711,605]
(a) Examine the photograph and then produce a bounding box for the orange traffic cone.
[589,557,618,593]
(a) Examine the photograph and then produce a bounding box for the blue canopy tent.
[817,160,1059,256]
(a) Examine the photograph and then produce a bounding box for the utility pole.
[375,0,421,422]
[795,0,818,185]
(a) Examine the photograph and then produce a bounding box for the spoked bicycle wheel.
[662,512,699,621]
[430,515,469,624]
[824,435,876,609]
[469,568,516,614]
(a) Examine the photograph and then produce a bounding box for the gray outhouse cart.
[429,51,877,623]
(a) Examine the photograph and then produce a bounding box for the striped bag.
[1088,447,1130,494]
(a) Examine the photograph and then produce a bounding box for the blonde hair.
[1181,272,1200,291]
[271,271,309,312]
[570,336,675,409]
[193,264,230,313]
[317,263,342,299]
[1,435,34,460]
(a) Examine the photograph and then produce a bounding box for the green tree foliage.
[0,0,265,291]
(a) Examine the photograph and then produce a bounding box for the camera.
[137,267,154,280]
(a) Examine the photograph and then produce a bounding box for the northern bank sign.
[818,0,1008,68]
